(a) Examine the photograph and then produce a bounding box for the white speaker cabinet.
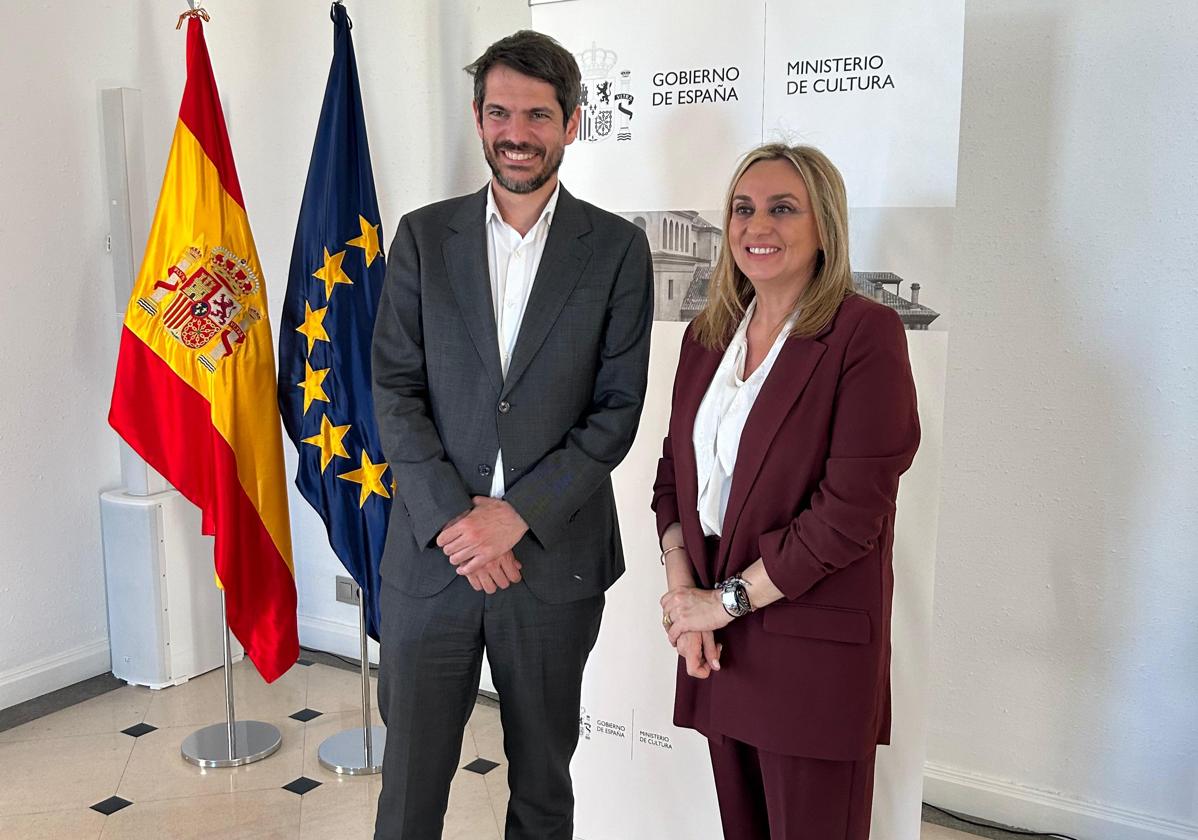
[100,489,242,689]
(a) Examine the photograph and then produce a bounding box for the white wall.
[0,0,532,709]
[0,1,149,708]
[926,3,1198,839]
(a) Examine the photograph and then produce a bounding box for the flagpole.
[359,586,374,766]
[222,592,237,758]
[180,594,283,767]
[318,582,385,775]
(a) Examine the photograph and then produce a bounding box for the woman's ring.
[662,612,673,629]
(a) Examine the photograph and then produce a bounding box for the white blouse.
[692,301,797,537]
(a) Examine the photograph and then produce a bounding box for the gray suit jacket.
[371,185,653,603]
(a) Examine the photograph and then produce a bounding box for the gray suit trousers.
[373,575,603,840]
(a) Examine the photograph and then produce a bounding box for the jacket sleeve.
[371,215,473,549]
[759,305,920,599]
[651,328,691,540]
[502,229,654,549]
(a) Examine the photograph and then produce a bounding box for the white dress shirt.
[485,182,560,497]
[692,300,798,537]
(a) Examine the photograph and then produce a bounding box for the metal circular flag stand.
[181,593,282,768]
[318,584,385,775]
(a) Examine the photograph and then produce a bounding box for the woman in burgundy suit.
[652,143,920,839]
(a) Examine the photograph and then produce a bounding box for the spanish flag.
[109,14,298,683]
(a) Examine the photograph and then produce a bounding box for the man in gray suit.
[371,30,653,840]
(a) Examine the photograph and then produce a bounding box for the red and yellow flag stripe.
[109,16,297,682]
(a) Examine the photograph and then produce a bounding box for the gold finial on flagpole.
[177,3,210,29]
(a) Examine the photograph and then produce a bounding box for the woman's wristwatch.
[716,576,753,618]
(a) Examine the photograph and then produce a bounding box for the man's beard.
[484,140,564,194]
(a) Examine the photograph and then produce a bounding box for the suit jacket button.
[478,464,492,477]
[498,400,511,414]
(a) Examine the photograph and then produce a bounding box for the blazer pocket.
[565,285,611,306]
[761,603,871,645]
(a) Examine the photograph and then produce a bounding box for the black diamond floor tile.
[120,722,158,738]
[463,757,500,775]
[289,708,323,723]
[91,795,133,815]
[282,776,322,796]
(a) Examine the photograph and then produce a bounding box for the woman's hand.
[675,630,723,679]
[661,585,732,646]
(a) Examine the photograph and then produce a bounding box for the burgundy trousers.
[708,737,877,840]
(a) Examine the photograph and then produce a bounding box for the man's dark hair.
[465,30,582,128]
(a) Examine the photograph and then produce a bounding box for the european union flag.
[278,2,389,640]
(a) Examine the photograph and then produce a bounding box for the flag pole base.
[180,594,281,768]
[318,585,384,775]
[181,720,282,768]
[317,724,385,775]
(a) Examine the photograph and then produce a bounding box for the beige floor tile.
[115,717,307,803]
[0,685,152,744]
[303,663,379,715]
[468,702,504,759]
[99,788,301,840]
[483,762,510,822]
[444,769,501,840]
[920,823,983,839]
[298,775,382,839]
[0,661,519,839]
[0,732,133,816]
[0,807,106,840]
[143,660,309,729]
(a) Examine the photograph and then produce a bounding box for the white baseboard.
[0,638,112,711]
[924,761,1198,840]
[297,614,380,665]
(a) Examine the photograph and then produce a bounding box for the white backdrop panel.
[524,4,961,837]
[532,0,766,213]
[763,1,965,207]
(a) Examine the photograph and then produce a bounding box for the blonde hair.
[692,143,855,349]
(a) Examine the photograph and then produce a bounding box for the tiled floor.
[0,660,982,839]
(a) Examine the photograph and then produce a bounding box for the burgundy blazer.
[652,293,920,761]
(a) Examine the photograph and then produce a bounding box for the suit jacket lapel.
[716,335,827,575]
[501,187,593,398]
[443,186,503,395]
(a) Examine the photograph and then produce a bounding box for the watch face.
[733,584,751,615]
[721,587,738,612]
[721,580,750,617]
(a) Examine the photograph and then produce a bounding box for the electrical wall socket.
[335,575,360,606]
